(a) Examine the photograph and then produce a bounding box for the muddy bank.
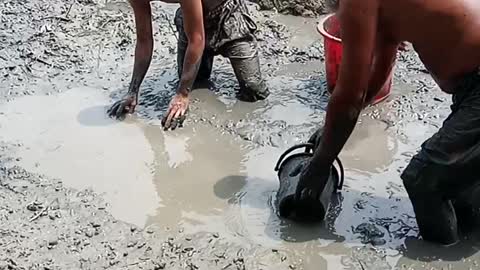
[253,0,336,17]
[1,0,480,269]
[0,159,298,269]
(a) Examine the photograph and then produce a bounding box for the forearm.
[310,94,363,172]
[127,0,153,96]
[127,40,153,95]
[176,41,204,96]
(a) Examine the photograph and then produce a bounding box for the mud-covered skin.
[107,93,138,120]
[255,0,336,17]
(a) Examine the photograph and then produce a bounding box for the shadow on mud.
[77,105,116,126]
[402,235,480,262]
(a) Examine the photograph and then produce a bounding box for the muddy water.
[1,8,479,270]
[0,87,159,225]
[3,83,478,269]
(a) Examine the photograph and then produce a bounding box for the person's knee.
[401,157,438,196]
[237,79,270,102]
[231,57,270,101]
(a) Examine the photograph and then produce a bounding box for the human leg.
[401,158,460,245]
[401,71,480,245]
[452,183,480,232]
[221,38,270,101]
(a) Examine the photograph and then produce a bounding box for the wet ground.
[1,0,479,269]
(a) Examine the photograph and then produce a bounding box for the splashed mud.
[0,0,479,269]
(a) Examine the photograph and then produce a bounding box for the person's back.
[377,0,480,91]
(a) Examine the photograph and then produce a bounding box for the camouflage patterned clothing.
[174,0,270,102]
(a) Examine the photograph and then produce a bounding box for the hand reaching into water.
[107,93,138,120]
[161,93,189,130]
[295,162,331,202]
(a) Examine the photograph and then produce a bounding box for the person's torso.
[376,0,480,93]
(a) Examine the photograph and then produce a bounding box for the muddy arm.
[364,41,399,105]
[127,0,154,96]
[176,0,205,96]
[307,0,379,174]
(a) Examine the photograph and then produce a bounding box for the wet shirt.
[201,0,226,12]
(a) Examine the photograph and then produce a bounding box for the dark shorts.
[174,0,270,102]
[401,68,480,245]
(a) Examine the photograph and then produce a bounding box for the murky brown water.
[2,84,479,269]
[1,13,479,270]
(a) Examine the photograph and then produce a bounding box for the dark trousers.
[401,68,480,245]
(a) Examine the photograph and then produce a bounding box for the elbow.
[329,88,365,119]
[188,33,205,53]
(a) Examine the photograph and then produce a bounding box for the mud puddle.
[272,14,321,49]
[3,83,478,269]
[0,87,159,226]
[1,5,479,268]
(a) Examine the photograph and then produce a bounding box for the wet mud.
[254,0,336,17]
[1,0,479,269]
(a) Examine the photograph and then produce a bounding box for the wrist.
[176,87,191,97]
[310,151,333,173]
[127,87,139,97]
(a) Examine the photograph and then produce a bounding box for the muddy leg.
[401,72,480,245]
[401,158,459,245]
[220,38,269,102]
[452,184,480,233]
[174,8,214,83]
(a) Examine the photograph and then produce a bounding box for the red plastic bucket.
[317,14,392,105]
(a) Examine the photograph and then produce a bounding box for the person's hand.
[279,160,331,220]
[295,162,331,202]
[107,93,138,120]
[161,93,189,130]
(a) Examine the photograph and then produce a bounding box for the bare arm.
[176,0,205,96]
[365,41,399,104]
[107,0,153,119]
[127,0,154,96]
[307,0,379,174]
[160,0,205,129]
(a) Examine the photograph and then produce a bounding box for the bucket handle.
[334,156,344,191]
[274,142,345,191]
[274,143,313,172]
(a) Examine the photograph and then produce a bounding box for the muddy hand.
[161,93,189,130]
[295,163,330,202]
[279,161,307,218]
[107,94,137,120]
